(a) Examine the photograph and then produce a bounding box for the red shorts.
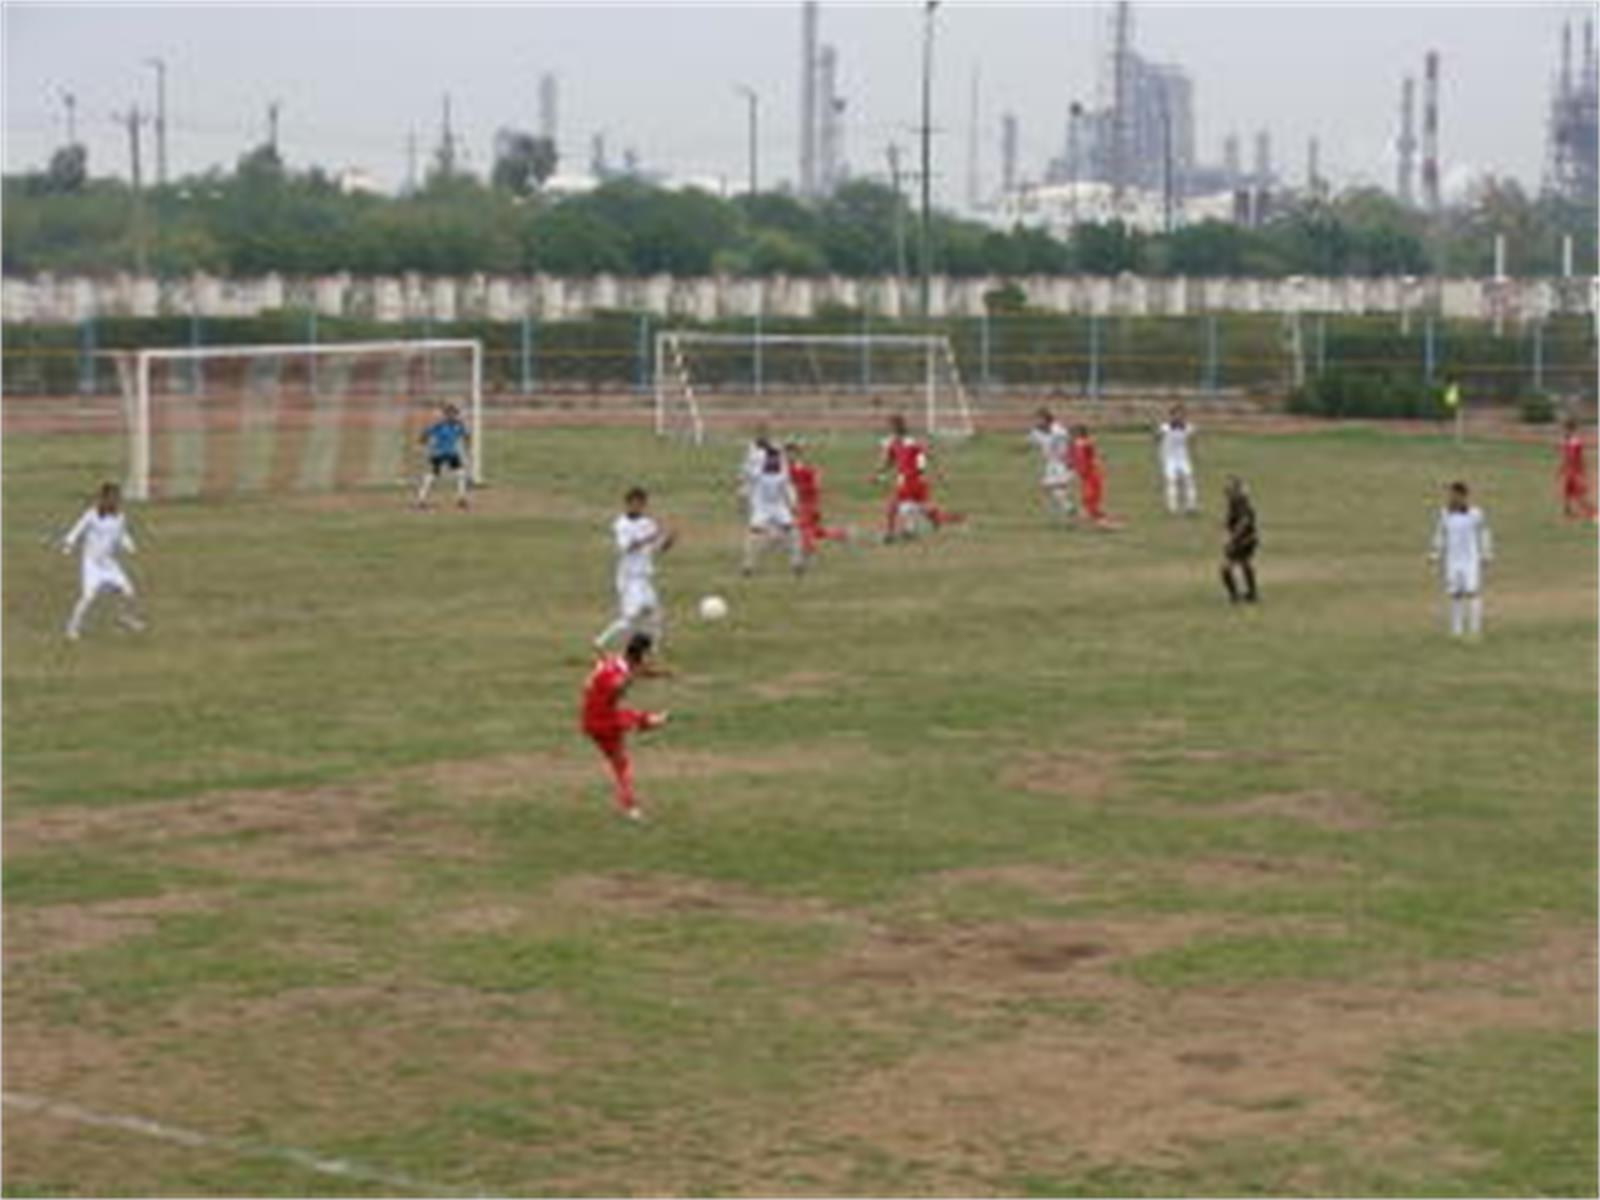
[895,477,929,505]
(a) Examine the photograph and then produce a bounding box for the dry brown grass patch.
[1213,789,1383,831]
[1004,750,1123,803]
[4,892,217,964]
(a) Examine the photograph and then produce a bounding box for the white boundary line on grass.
[3,1090,482,1197]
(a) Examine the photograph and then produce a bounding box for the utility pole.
[61,89,77,145]
[438,92,456,179]
[145,57,167,186]
[886,142,908,279]
[406,127,418,193]
[1160,90,1174,234]
[119,104,148,274]
[919,0,940,323]
[267,100,281,156]
[735,84,759,197]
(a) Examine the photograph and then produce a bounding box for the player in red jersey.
[785,439,848,558]
[580,632,669,821]
[1557,418,1598,520]
[876,413,962,541]
[1069,424,1118,529]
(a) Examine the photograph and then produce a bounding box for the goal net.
[113,339,482,501]
[654,332,974,443]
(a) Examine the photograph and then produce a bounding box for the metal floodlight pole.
[734,85,759,197]
[919,0,940,325]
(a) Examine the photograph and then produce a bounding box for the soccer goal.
[113,339,482,501]
[654,332,974,443]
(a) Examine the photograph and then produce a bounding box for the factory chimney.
[1397,77,1416,204]
[800,1,819,198]
[539,73,558,146]
[1001,111,1018,195]
[818,43,839,192]
[1422,50,1440,213]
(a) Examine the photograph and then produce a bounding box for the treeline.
[4,142,1595,281]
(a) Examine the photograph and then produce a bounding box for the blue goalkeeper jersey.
[425,418,468,458]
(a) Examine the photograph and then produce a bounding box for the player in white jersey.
[742,446,805,576]
[60,482,145,640]
[1027,407,1077,521]
[735,422,783,512]
[595,487,675,650]
[1429,481,1493,638]
[1155,404,1198,515]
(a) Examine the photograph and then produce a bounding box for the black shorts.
[1225,538,1258,563]
[429,453,464,474]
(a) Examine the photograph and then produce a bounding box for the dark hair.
[624,632,654,661]
[625,486,648,504]
[1449,480,1469,495]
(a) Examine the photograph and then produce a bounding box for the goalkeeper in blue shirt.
[415,402,472,510]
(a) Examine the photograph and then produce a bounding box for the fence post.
[1532,319,1545,393]
[753,293,764,396]
[980,309,992,395]
[520,313,535,396]
[308,307,319,393]
[1423,314,1436,386]
[861,301,871,392]
[1204,315,1219,396]
[190,308,203,394]
[78,311,97,398]
[1088,314,1102,399]
[1316,314,1327,376]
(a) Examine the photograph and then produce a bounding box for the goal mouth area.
[653,331,975,444]
[111,340,483,502]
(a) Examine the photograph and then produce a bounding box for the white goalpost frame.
[120,339,483,501]
[653,331,974,444]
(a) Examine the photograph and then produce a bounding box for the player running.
[1155,404,1198,516]
[1027,407,1077,522]
[1430,481,1493,639]
[60,482,146,641]
[1068,424,1117,529]
[581,632,670,822]
[877,413,962,542]
[415,402,472,510]
[1219,475,1260,603]
[785,439,848,558]
[595,486,675,650]
[742,446,805,577]
[736,421,783,513]
[1557,418,1597,521]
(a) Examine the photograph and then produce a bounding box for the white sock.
[65,590,96,636]
[1449,596,1465,636]
[742,531,763,573]
[1467,595,1483,636]
[1165,477,1179,513]
[416,473,435,502]
[595,616,630,648]
[455,470,468,499]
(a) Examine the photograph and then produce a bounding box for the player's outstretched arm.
[60,510,91,554]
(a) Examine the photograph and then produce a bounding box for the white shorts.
[618,578,658,621]
[82,561,133,598]
[748,505,795,532]
[1444,563,1482,596]
[1041,461,1073,488]
[1163,460,1193,481]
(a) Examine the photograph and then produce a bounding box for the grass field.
[3,421,1596,1197]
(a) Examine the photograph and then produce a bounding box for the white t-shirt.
[65,508,134,568]
[1028,423,1071,469]
[1158,421,1194,471]
[740,441,783,494]
[1433,506,1492,572]
[747,470,795,527]
[613,513,659,588]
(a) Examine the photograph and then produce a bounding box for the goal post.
[115,339,482,501]
[654,331,974,443]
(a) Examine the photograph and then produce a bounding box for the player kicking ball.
[742,446,805,577]
[415,402,472,510]
[1219,476,1259,603]
[1430,481,1493,639]
[60,482,146,641]
[1027,407,1077,523]
[581,632,670,822]
[595,487,675,651]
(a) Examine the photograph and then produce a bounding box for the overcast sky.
[3,0,1587,205]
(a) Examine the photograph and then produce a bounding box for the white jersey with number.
[1432,506,1492,594]
[1028,423,1073,485]
[64,508,136,595]
[739,441,783,496]
[613,513,661,609]
[1158,421,1194,475]
[747,470,796,529]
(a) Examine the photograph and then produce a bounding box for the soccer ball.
[698,595,729,621]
